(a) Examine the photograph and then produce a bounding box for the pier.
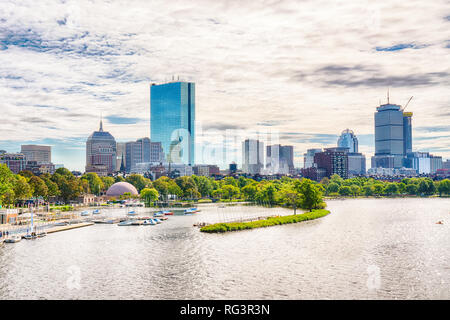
[45,222,94,234]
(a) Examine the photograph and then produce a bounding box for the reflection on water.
[0,198,449,299]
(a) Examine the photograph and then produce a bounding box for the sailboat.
[23,206,37,240]
[92,209,101,214]
[80,210,90,216]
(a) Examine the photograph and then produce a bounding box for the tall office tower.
[242,139,264,175]
[314,147,349,179]
[337,129,358,153]
[371,99,405,169]
[86,120,117,176]
[136,137,151,162]
[403,112,413,155]
[20,145,51,164]
[348,152,366,176]
[266,144,294,174]
[150,81,195,165]
[125,138,164,173]
[149,141,164,163]
[304,148,322,168]
[125,141,143,173]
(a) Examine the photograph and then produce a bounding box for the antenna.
[401,96,413,111]
[387,88,390,104]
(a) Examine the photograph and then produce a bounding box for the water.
[0,198,449,299]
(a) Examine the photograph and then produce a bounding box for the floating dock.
[45,222,94,234]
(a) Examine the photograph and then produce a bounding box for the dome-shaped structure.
[106,182,138,197]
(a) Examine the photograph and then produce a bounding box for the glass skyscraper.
[337,129,358,153]
[150,82,195,165]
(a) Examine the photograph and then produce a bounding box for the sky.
[0,0,449,171]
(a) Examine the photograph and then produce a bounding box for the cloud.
[106,115,143,125]
[0,0,449,170]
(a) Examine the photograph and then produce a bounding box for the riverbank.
[200,209,330,233]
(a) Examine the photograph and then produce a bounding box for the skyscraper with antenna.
[371,91,413,169]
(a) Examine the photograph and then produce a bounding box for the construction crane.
[401,96,413,111]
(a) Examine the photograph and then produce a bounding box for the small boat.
[143,220,156,226]
[131,220,143,226]
[80,211,90,216]
[37,232,47,238]
[153,211,164,217]
[163,210,173,216]
[153,218,162,224]
[184,208,199,215]
[118,220,134,226]
[54,222,68,226]
[23,234,37,240]
[92,209,101,214]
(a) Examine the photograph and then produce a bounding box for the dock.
[45,222,94,234]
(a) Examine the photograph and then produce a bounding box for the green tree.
[125,174,151,192]
[384,183,398,196]
[406,183,418,195]
[29,176,48,198]
[241,184,258,201]
[14,175,32,201]
[101,176,115,192]
[0,164,15,207]
[82,172,104,195]
[219,185,241,200]
[330,174,344,186]
[338,185,351,196]
[140,187,159,206]
[437,179,450,196]
[363,184,374,196]
[294,179,324,211]
[327,182,339,194]
[350,184,361,197]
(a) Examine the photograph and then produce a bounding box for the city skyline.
[0,0,449,171]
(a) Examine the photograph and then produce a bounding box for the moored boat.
[118,220,134,226]
[184,208,199,214]
[163,210,173,215]
[153,211,164,217]
[80,211,90,216]
[92,209,101,214]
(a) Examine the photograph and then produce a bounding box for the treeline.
[0,164,153,207]
[1,163,448,209]
[320,175,450,197]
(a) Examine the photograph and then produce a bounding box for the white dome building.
[106,182,138,197]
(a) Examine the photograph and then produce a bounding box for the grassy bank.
[200,209,330,233]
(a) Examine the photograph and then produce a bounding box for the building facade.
[347,152,366,176]
[150,81,195,165]
[242,139,264,175]
[314,147,348,179]
[85,120,116,175]
[20,145,51,164]
[337,129,358,153]
[125,138,165,173]
[266,144,294,175]
[0,153,27,174]
[304,148,322,168]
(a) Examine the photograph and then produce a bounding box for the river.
[0,198,449,299]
